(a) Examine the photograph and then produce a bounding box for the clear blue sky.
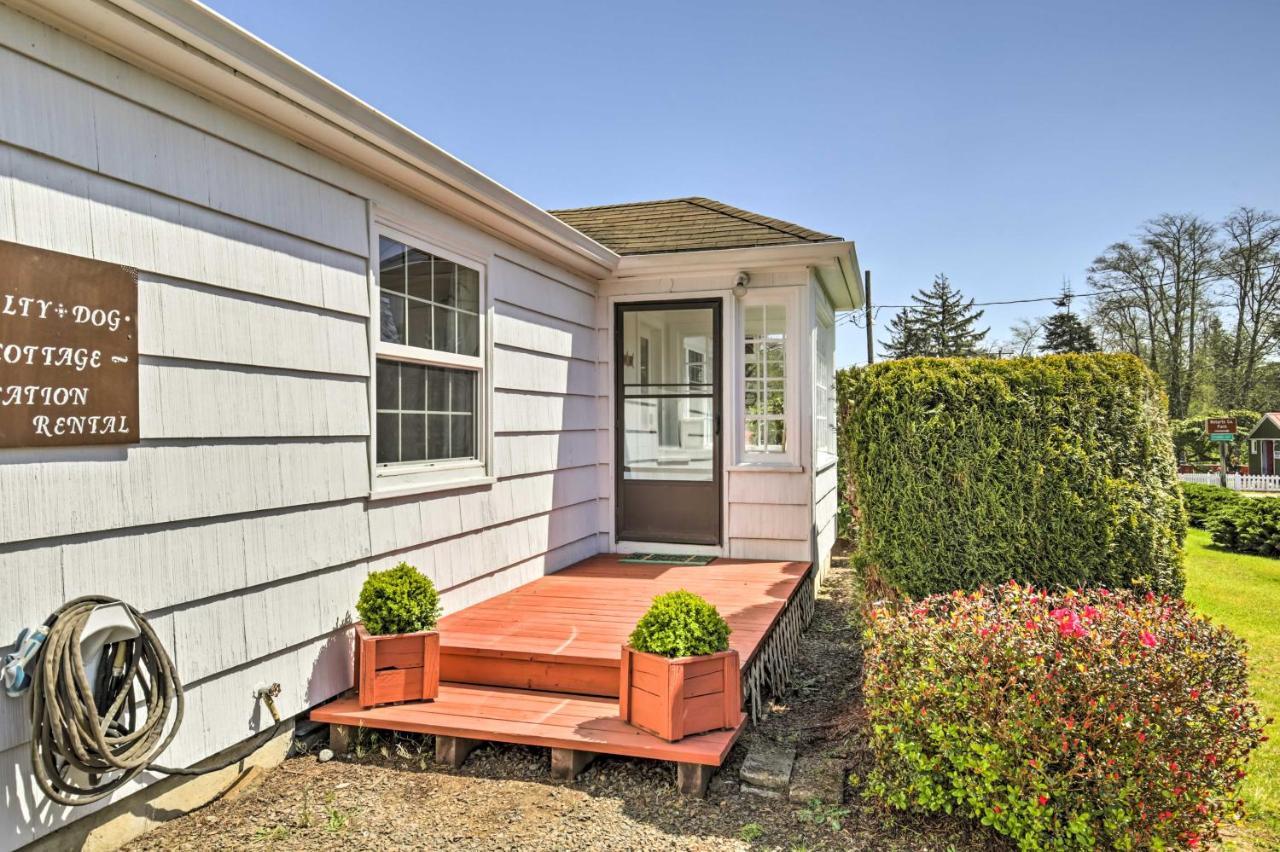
[206,0,1280,367]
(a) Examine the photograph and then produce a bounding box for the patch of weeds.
[323,791,350,833]
[297,785,313,828]
[739,822,764,842]
[796,799,850,832]
[253,825,290,843]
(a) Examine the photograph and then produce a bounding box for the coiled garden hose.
[28,595,287,806]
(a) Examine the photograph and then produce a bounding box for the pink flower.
[1037,794,1049,806]
[1082,605,1101,620]
[1049,608,1087,637]
[1140,631,1159,648]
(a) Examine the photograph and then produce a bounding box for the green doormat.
[619,553,716,566]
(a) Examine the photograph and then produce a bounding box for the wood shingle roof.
[548,197,841,256]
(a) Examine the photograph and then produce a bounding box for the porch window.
[815,297,836,461]
[743,303,787,453]
[372,233,487,490]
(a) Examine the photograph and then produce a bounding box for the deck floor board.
[437,554,810,667]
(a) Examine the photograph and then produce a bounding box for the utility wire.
[838,260,1280,326]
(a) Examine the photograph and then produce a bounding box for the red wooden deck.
[311,555,811,775]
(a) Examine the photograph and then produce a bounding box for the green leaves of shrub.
[839,354,1186,596]
[628,590,730,658]
[1209,496,1280,557]
[864,583,1267,850]
[356,563,441,636]
[1180,482,1246,529]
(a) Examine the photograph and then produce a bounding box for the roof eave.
[10,0,620,280]
[612,241,864,309]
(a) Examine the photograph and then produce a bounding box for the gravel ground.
[126,555,1005,851]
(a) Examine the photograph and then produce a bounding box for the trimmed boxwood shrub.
[864,583,1266,850]
[1208,497,1280,557]
[839,354,1185,597]
[356,562,441,636]
[1180,482,1245,529]
[628,590,731,658]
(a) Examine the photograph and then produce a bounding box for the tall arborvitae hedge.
[838,354,1185,597]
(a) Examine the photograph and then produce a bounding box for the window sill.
[368,473,496,501]
[727,462,805,474]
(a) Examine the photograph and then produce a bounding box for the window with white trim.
[743,303,787,453]
[374,234,485,476]
[815,303,837,460]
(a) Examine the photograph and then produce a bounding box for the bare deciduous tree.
[1088,214,1217,417]
[1214,207,1280,408]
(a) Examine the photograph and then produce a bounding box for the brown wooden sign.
[0,240,138,447]
[1205,417,1238,436]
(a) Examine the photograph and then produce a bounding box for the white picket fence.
[1179,472,1280,492]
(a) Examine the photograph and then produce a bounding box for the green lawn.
[1184,528,1280,844]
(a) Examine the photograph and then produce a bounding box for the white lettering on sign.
[0,240,139,448]
[31,414,130,437]
[0,343,102,371]
[0,293,54,319]
[0,385,90,406]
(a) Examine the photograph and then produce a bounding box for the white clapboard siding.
[0,144,368,316]
[138,279,369,376]
[440,532,601,613]
[493,302,596,361]
[727,503,810,542]
[392,501,602,597]
[55,500,373,613]
[491,256,595,327]
[0,46,367,256]
[727,470,812,505]
[170,508,603,684]
[492,431,600,478]
[0,440,369,545]
[492,391,598,434]
[728,538,811,562]
[140,361,368,439]
[814,489,837,534]
[365,466,600,557]
[165,626,354,768]
[493,347,597,397]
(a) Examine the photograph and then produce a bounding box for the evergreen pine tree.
[1039,311,1099,354]
[1038,284,1099,354]
[882,307,926,359]
[912,274,988,356]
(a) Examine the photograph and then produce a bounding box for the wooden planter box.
[619,646,741,742]
[355,623,440,708]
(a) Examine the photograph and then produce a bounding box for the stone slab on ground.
[787,755,844,805]
[741,783,784,799]
[739,740,795,792]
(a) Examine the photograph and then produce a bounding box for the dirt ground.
[126,556,1003,851]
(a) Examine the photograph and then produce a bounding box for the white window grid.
[744,303,787,453]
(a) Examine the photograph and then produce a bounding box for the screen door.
[615,299,722,545]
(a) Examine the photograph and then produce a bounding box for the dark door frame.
[613,298,723,546]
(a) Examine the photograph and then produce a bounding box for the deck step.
[311,682,745,766]
[439,645,621,697]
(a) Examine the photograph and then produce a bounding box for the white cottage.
[0,1,862,847]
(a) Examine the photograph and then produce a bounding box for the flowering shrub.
[864,583,1267,850]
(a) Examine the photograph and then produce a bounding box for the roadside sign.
[1206,417,1237,436]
